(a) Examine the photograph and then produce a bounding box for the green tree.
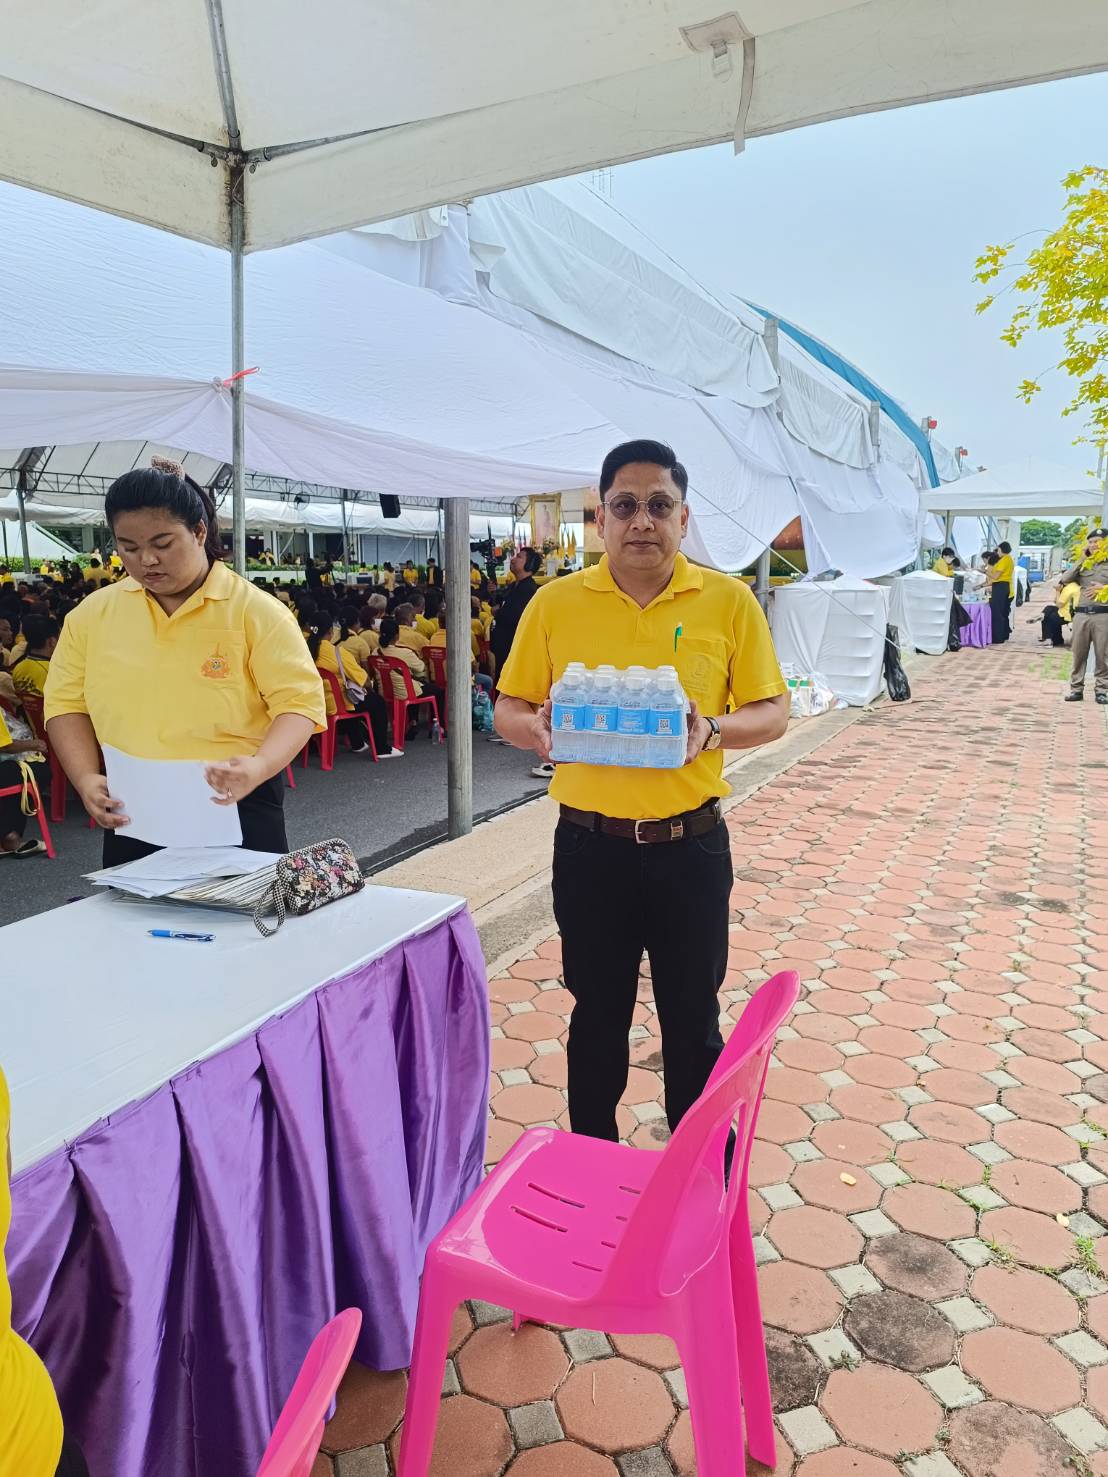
[974,166,1108,445]
[1018,518,1064,546]
[1063,516,1087,544]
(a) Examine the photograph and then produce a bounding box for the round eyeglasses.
[603,493,682,522]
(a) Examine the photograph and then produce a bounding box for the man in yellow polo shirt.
[495,439,789,1141]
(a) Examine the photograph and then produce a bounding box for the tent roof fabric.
[922,457,1107,517]
[3,2,1108,251]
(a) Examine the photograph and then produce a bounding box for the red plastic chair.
[423,646,448,730]
[20,694,68,823]
[255,1308,362,1477]
[301,669,378,771]
[0,759,55,859]
[369,655,440,753]
[397,971,801,1477]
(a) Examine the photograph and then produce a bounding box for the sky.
[603,69,1108,478]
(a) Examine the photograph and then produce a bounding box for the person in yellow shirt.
[304,615,397,757]
[0,616,24,672]
[83,558,111,588]
[336,603,373,669]
[44,458,325,865]
[0,687,49,857]
[401,560,419,587]
[410,593,438,641]
[376,615,446,729]
[0,569,13,587]
[2,1067,90,1473]
[108,551,123,574]
[932,546,956,578]
[495,439,788,1142]
[393,603,429,659]
[984,548,1011,644]
[11,616,58,702]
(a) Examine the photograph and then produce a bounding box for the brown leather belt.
[559,799,722,845]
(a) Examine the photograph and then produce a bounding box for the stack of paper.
[85,847,282,899]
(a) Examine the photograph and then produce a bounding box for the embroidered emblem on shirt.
[200,646,232,680]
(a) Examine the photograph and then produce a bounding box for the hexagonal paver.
[810,1119,892,1165]
[993,1118,1080,1165]
[790,1158,882,1213]
[866,1233,966,1300]
[556,1359,673,1450]
[508,1444,619,1477]
[907,1101,990,1146]
[988,1159,1081,1215]
[820,1363,941,1456]
[830,1083,906,1125]
[323,1364,407,1450]
[843,1290,955,1373]
[394,1393,513,1477]
[970,1263,1080,1336]
[766,1206,864,1269]
[456,1324,569,1405]
[758,1261,844,1335]
[757,1100,817,1145]
[838,1053,917,1090]
[893,1138,981,1187]
[947,1399,1075,1477]
[977,1207,1075,1269]
[923,1069,994,1107]
[793,1452,898,1476]
[765,1326,823,1412]
[606,1333,678,1371]
[960,1327,1080,1414]
[490,1084,567,1125]
[882,1183,976,1240]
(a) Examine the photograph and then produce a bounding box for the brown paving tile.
[392,1393,513,1477]
[1015,1027,1077,1063]
[977,1206,1075,1269]
[988,1158,1081,1215]
[765,1067,831,1106]
[793,1012,858,1044]
[865,1232,966,1300]
[939,1013,1005,1045]
[961,1326,1080,1413]
[923,1067,994,1107]
[555,1358,672,1450]
[829,1082,906,1125]
[510,958,565,982]
[491,1038,537,1072]
[767,1205,865,1269]
[999,1084,1082,1127]
[882,1182,976,1239]
[839,1054,917,1090]
[776,1038,844,1073]
[894,1138,981,1187]
[455,1323,569,1405]
[749,1140,796,1188]
[528,1052,569,1089]
[491,1083,567,1126]
[1003,1054,1081,1094]
[971,1263,1080,1335]
[758,1260,844,1334]
[928,1038,1000,1072]
[501,1011,568,1043]
[486,1117,527,1166]
[794,1451,897,1476]
[856,1024,925,1058]
[790,1157,882,1213]
[322,1363,406,1451]
[820,1363,940,1456]
[507,1444,619,1476]
[449,1304,474,1354]
[756,1100,816,1144]
[993,1117,1078,1165]
[810,1119,892,1165]
[607,1332,679,1370]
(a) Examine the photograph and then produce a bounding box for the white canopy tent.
[922,457,1108,520]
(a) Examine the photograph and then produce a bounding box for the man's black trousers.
[551,815,733,1141]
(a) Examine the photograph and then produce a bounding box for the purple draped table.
[960,602,992,648]
[3,886,489,1477]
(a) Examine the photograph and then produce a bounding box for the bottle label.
[591,703,617,732]
[617,709,647,734]
[552,702,582,731]
[650,711,680,737]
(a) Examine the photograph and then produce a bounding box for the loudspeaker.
[379,494,401,519]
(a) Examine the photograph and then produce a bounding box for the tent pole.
[230,162,247,575]
[944,511,954,547]
[15,476,32,575]
[445,497,473,838]
[754,548,771,612]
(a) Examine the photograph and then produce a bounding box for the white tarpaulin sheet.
[884,571,954,656]
[771,576,889,707]
[922,457,1105,518]
[3,3,1107,251]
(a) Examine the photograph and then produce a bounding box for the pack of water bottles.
[549,663,689,768]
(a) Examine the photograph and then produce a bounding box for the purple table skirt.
[9,909,489,1477]
[961,602,992,648]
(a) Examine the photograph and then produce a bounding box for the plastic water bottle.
[648,665,685,767]
[550,663,589,762]
[587,664,619,764]
[617,666,650,767]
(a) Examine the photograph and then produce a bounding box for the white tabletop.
[2,886,465,1172]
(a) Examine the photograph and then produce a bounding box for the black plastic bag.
[883,624,912,702]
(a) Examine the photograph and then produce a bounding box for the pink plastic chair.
[256,1307,362,1477]
[398,971,800,1477]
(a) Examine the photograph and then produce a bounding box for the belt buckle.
[632,817,684,843]
[634,818,658,844]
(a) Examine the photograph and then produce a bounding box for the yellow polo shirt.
[396,626,429,657]
[1,1069,64,1477]
[499,554,786,819]
[933,558,953,578]
[414,615,438,640]
[11,657,49,702]
[44,561,325,760]
[993,553,1015,595]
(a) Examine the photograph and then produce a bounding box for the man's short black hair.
[520,546,542,575]
[941,546,956,559]
[998,540,1012,554]
[599,440,688,498]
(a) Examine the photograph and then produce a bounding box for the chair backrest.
[425,646,447,687]
[600,971,800,1302]
[255,1308,361,1477]
[317,666,348,714]
[21,693,46,741]
[370,653,418,701]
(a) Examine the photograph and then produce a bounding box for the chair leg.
[364,714,378,762]
[397,1273,456,1477]
[676,1265,746,1477]
[322,722,336,772]
[36,807,56,860]
[730,1216,776,1468]
[285,764,296,790]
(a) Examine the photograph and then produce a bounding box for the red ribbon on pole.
[222,366,260,386]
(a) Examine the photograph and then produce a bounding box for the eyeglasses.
[603,493,683,522]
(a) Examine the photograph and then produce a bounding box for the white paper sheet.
[102,745,244,849]
[84,846,281,896]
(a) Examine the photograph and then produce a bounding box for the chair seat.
[436,1127,660,1303]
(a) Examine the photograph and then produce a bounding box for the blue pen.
[149,930,215,943]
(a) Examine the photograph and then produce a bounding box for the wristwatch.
[704,716,722,751]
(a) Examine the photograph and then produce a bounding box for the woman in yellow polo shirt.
[45,460,325,864]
